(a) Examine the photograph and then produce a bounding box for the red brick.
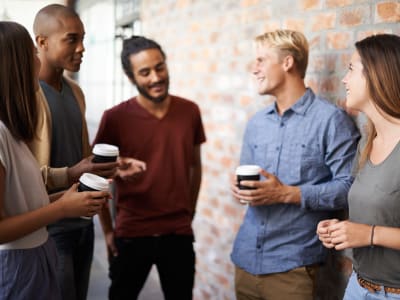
[308,54,338,72]
[320,76,340,94]
[308,35,321,50]
[305,76,319,93]
[262,20,281,32]
[216,274,230,286]
[176,0,191,8]
[357,29,393,40]
[340,52,353,70]
[376,2,400,23]
[213,139,224,150]
[339,6,371,27]
[284,18,306,31]
[200,206,214,219]
[239,95,253,106]
[327,31,352,49]
[311,12,336,31]
[326,0,352,8]
[223,203,239,218]
[220,156,233,168]
[240,0,261,7]
[301,0,321,10]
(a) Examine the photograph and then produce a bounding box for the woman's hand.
[317,219,339,248]
[317,219,371,250]
[57,183,110,218]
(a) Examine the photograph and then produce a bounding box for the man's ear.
[282,55,295,73]
[36,35,48,51]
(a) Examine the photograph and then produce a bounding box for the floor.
[87,217,164,300]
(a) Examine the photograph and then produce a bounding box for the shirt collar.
[265,88,315,116]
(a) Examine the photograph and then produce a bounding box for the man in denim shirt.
[231,30,360,300]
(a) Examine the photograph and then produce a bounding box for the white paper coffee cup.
[92,143,119,163]
[78,173,109,219]
[235,165,261,204]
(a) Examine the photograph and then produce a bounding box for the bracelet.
[370,225,376,248]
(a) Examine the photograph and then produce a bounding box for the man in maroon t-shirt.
[93,36,206,300]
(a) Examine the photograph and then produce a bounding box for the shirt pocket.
[290,142,324,182]
[253,143,269,169]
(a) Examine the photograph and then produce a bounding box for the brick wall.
[139,1,399,299]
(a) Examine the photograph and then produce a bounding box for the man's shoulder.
[310,95,347,117]
[248,105,272,122]
[171,95,199,107]
[104,98,135,115]
[63,75,84,98]
[63,75,81,89]
[170,95,202,117]
[309,96,358,133]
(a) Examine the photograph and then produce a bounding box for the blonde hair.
[255,30,309,78]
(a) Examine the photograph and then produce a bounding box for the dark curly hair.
[121,36,166,82]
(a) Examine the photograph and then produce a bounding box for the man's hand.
[115,157,146,181]
[68,156,118,184]
[105,230,118,262]
[231,169,301,206]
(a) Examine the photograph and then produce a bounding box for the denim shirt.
[231,88,360,275]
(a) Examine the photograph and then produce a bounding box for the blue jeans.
[109,235,195,300]
[344,272,400,300]
[49,223,94,300]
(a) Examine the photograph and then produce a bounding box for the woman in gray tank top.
[317,34,400,300]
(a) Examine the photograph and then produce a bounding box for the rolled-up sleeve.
[300,110,360,211]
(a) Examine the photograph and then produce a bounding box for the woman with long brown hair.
[317,33,400,299]
[0,21,109,300]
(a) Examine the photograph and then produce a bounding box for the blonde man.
[230,30,360,299]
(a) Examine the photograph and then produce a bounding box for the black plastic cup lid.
[92,143,119,157]
[79,173,109,191]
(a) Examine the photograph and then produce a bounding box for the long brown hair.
[0,21,38,141]
[356,34,400,168]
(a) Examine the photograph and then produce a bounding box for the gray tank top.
[349,141,400,287]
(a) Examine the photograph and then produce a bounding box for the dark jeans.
[109,235,195,300]
[50,223,94,300]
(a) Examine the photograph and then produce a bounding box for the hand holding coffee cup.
[78,173,110,219]
[57,182,109,219]
[235,165,261,204]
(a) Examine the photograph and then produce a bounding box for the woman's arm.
[0,163,108,244]
[318,219,400,251]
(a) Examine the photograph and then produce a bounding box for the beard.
[135,77,170,104]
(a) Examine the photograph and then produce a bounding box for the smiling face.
[40,16,85,72]
[342,51,369,112]
[252,43,286,96]
[129,48,169,103]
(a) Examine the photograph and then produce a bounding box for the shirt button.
[275,147,279,151]
[257,245,261,249]
[280,123,284,127]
